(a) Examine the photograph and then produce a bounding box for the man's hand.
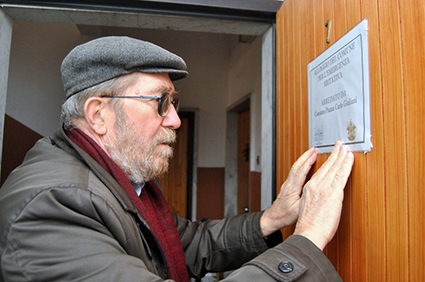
[260,146,318,237]
[294,141,354,250]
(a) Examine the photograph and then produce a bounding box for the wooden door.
[237,109,250,215]
[158,112,194,218]
[276,0,424,281]
[1,115,42,185]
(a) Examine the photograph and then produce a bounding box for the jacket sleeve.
[224,235,342,282]
[175,213,341,282]
[175,212,279,278]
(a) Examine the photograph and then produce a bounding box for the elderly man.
[0,36,354,282]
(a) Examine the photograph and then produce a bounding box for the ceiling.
[1,0,282,36]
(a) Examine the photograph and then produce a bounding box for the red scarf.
[66,128,189,282]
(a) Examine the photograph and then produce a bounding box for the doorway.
[0,2,277,219]
[237,108,250,215]
[157,111,195,219]
[225,96,256,217]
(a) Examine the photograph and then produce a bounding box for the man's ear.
[83,97,109,136]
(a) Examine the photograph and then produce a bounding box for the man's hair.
[61,73,139,129]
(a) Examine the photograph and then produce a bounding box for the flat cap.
[61,36,188,99]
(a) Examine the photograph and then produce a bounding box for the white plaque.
[308,19,372,153]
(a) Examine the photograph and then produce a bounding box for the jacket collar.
[53,125,138,214]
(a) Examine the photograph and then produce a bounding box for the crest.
[347,119,357,141]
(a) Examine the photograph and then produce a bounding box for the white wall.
[6,22,90,136]
[6,21,261,169]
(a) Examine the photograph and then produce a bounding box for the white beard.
[102,107,176,183]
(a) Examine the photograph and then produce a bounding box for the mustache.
[153,128,177,146]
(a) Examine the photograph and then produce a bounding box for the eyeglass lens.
[159,93,179,116]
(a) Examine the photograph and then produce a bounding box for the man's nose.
[162,105,181,129]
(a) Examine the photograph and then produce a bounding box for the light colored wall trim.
[0,8,13,175]
[224,111,238,218]
[261,26,275,210]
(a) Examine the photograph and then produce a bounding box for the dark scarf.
[66,128,189,282]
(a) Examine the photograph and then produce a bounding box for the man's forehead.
[132,73,177,95]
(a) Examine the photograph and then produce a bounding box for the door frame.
[0,2,277,215]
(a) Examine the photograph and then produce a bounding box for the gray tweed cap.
[61,36,188,99]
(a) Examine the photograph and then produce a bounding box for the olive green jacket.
[0,127,341,282]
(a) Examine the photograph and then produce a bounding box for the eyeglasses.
[101,93,180,117]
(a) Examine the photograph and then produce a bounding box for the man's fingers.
[307,143,354,201]
[291,147,317,173]
[320,143,353,188]
[309,141,345,184]
[285,147,317,187]
[332,150,355,189]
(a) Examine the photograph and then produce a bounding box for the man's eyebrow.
[155,86,180,96]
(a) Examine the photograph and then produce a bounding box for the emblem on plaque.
[347,119,357,141]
